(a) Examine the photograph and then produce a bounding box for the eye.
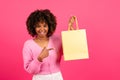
[44,24,48,27]
[36,25,40,28]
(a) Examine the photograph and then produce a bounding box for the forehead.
[36,21,48,25]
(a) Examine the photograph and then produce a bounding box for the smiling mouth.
[39,31,46,35]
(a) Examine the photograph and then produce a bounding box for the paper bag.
[61,16,89,61]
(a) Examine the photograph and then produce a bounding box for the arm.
[22,42,43,74]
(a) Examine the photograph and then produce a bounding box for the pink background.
[0,0,120,80]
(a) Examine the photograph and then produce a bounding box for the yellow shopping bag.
[61,16,89,61]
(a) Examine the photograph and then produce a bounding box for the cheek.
[35,28,38,31]
[35,29,38,33]
[46,27,49,32]
[35,28,40,32]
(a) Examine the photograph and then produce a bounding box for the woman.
[22,9,75,80]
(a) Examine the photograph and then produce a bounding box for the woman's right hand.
[37,47,54,62]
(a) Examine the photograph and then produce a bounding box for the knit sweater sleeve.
[22,40,43,74]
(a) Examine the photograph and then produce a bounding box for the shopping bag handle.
[68,16,79,30]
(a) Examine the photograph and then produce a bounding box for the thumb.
[42,47,46,51]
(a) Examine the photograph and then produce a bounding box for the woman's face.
[35,21,49,38]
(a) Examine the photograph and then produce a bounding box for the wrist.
[37,57,43,62]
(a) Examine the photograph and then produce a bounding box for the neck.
[36,36,48,41]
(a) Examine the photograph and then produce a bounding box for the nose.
[40,26,44,31]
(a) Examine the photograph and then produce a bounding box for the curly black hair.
[26,9,57,37]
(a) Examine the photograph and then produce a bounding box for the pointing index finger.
[48,48,54,50]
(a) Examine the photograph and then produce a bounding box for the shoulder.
[50,35,62,43]
[23,39,33,47]
[50,35,62,49]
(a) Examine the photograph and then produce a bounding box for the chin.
[39,34,47,38]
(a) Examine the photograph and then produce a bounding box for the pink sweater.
[22,35,63,75]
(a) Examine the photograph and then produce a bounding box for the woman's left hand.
[68,16,76,30]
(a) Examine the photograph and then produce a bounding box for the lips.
[40,32,45,34]
[39,31,46,35]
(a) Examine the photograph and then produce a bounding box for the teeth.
[40,32,45,34]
